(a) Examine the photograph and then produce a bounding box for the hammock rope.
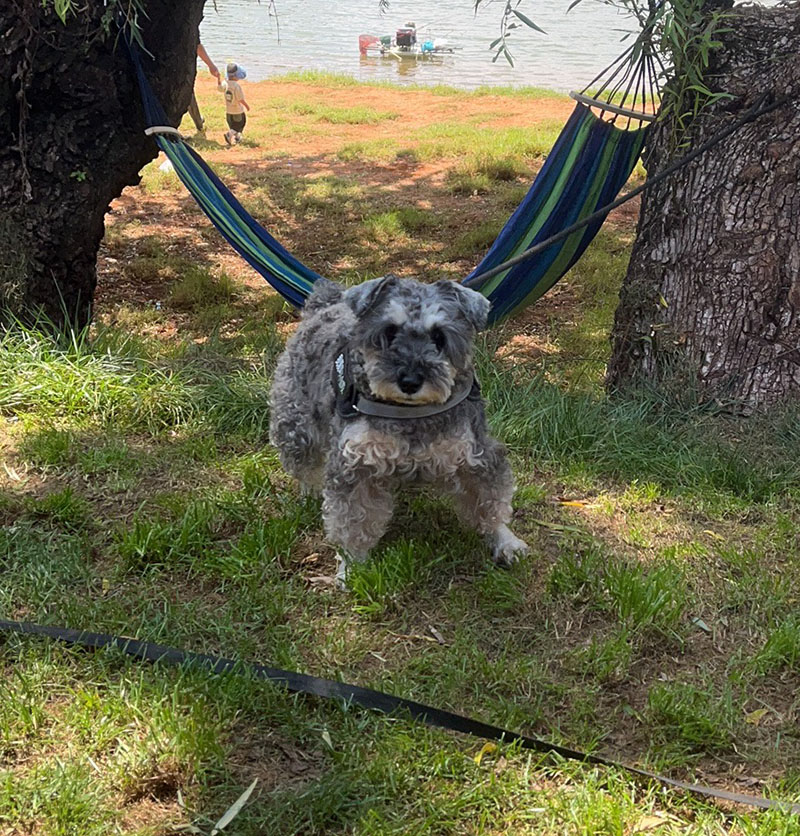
[128,24,658,324]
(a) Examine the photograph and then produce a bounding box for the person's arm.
[236,86,250,111]
[196,42,219,78]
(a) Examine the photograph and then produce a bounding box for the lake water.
[199,0,642,92]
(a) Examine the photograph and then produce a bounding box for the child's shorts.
[226,113,246,133]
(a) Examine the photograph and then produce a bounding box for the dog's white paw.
[307,555,352,591]
[490,525,530,568]
[308,574,340,589]
[334,554,350,590]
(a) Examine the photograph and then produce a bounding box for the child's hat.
[226,62,247,80]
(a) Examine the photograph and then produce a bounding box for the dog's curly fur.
[269,275,529,582]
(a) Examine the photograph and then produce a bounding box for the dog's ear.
[434,280,491,331]
[344,275,400,317]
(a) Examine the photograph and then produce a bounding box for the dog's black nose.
[397,371,424,394]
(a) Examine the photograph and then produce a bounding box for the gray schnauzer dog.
[269,275,529,584]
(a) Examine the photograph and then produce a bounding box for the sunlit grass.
[168,266,237,311]
[275,98,400,125]
[414,122,563,161]
[362,207,437,243]
[139,159,186,194]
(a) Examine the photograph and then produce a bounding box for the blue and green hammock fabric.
[130,45,648,324]
[463,106,646,322]
[130,48,320,309]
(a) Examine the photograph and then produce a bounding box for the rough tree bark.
[607,3,800,410]
[0,0,206,328]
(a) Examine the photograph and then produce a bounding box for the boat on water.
[359,23,458,60]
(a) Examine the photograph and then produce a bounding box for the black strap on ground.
[1,619,797,814]
[464,91,793,288]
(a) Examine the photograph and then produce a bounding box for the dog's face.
[343,275,491,405]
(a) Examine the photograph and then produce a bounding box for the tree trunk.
[607,3,800,411]
[0,0,206,329]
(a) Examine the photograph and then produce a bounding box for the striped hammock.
[130,45,649,325]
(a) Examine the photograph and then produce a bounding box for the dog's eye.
[383,324,399,345]
[431,327,447,352]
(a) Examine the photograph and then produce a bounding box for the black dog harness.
[332,349,480,420]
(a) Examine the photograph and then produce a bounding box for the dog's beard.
[363,353,456,405]
[369,378,451,405]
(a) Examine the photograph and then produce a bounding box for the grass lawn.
[1,74,799,835]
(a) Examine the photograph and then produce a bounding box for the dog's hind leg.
[269,420,325,493]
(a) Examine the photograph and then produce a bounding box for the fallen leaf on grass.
[474,742,497,765]
[703,529,725,541]
[2,464,24,482]
[429,626,446,644]
[211,778,258,835]
[307,575,338,588]
[531,519,583,534]
[388,631,438,644]
[690,617,712,634]
[634,812,670,832]
[745,708,769,726]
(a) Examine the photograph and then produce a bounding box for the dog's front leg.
[449,451,529,567]
[322,458,395,586]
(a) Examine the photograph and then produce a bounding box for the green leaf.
[511,9,546,34]
[54,0,72,23]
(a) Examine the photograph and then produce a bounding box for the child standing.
[218,63,250,145]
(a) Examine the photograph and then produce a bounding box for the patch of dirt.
[228,731,326,793]
[122,767,184,804]
[118,798,184,833]
[196,77,577,159]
